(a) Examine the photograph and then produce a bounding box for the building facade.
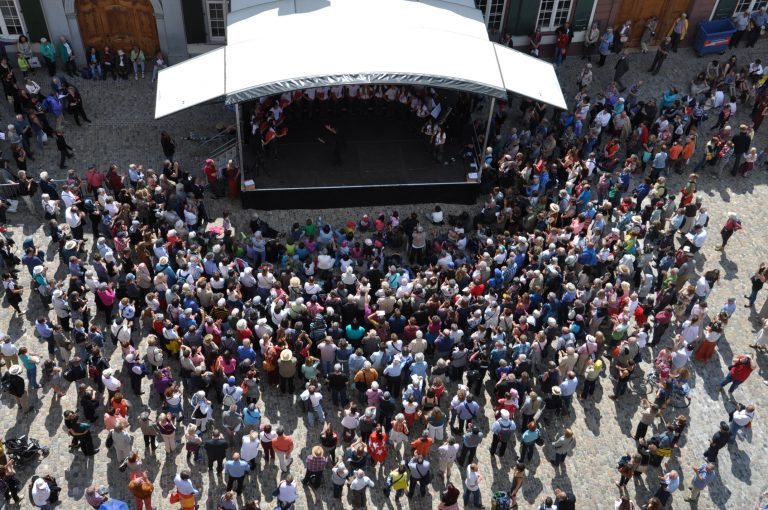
[479,0,767,49]
[0,0,764,64]
[0,0,231,65]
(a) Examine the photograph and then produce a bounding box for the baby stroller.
[5,436,50,465]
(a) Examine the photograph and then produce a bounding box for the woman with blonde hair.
[184,424,202,463]
[156,412,176,453]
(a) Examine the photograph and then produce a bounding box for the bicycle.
[633,371,691,408]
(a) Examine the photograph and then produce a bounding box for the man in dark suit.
[204,429,229,472]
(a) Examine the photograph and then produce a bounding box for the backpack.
[497,422,514,443]
[222,387,237,408]
[63,367,78,382]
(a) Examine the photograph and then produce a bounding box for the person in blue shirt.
[237,339,258,364]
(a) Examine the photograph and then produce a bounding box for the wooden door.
[615,0,691,47]
[76,0,160,55]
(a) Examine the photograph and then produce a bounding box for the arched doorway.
[76,0,160,55]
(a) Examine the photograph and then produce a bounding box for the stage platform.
[240,112,480,210]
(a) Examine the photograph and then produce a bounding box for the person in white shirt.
[729,403,755,442]
[300,385,325,426]
[685,224,708,252]
[437,438,460,482]
[276,475,297,505]
[101,368,122,397]
[430,205,444,225]
[60,186,78,208]
[349,469,375,506]
[240,430,261,469]
[65,205,85,239]
[463,463,484,508]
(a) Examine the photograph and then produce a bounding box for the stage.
[240,111,480,209]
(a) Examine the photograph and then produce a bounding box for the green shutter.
[183,0,208,44]
[712,0,738,19]
[508,0,541,36]
[18,0,48,41]
[571,0,596,31]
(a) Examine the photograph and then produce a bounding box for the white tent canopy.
[154,0,566,119]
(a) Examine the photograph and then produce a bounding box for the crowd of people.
[0,19,766,510]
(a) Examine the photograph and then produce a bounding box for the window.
[536,0,573,32]
[205,0,226,42]
[0,0,25,37]
[475,0,505,31]
[734,0,768,13]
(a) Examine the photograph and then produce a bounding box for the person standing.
[747,7,767,47]
[301,445,327,487]
[648,37,671,74]
[598,28,614,67]
[160,131,176,161]
[204,429,229,472]
[519,421,541,464]
[653,469,680,506]
[407,454,431,499]
[715,212,743,251]
[1,365,30,413]
[456,426,483,466]
[730,11,750,48]
[437,438,460,483]
[348,469,374,508]
[58,36,77,76]
[614,51,630,92]
[463,463,485,509]
[224,452,250,495]
[39,37,56,76]
[272,427,295,473]
[583,23,600,61]
[127,471,154,510]
[550,429,576,468]
[730,124,751,176]
[554,21,573,69]
[668,13,688,52]
[640,17,658,53]
[719,354,757,394]
[703,422,731,463]
[54,130,74,170]
[684,463,715,502]
[745,262,767,307]
[729,403,755,442]
[489,409,516,457]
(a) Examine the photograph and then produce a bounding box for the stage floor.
[243,114,466,189]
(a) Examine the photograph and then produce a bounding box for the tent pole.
[236,103,245,191]
[499,0,509,34]
[484,0,493,29]
[480,97,496,177]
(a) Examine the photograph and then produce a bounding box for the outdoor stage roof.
[154,0,567,119]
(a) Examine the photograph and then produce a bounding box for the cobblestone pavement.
[1,42,768,510]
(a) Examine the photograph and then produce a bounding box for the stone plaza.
[0,42,767,510]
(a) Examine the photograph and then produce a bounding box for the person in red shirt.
[85,164,104,196]
[715,212,743,251]
[719,354,756,394]
[203,158,218,185]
